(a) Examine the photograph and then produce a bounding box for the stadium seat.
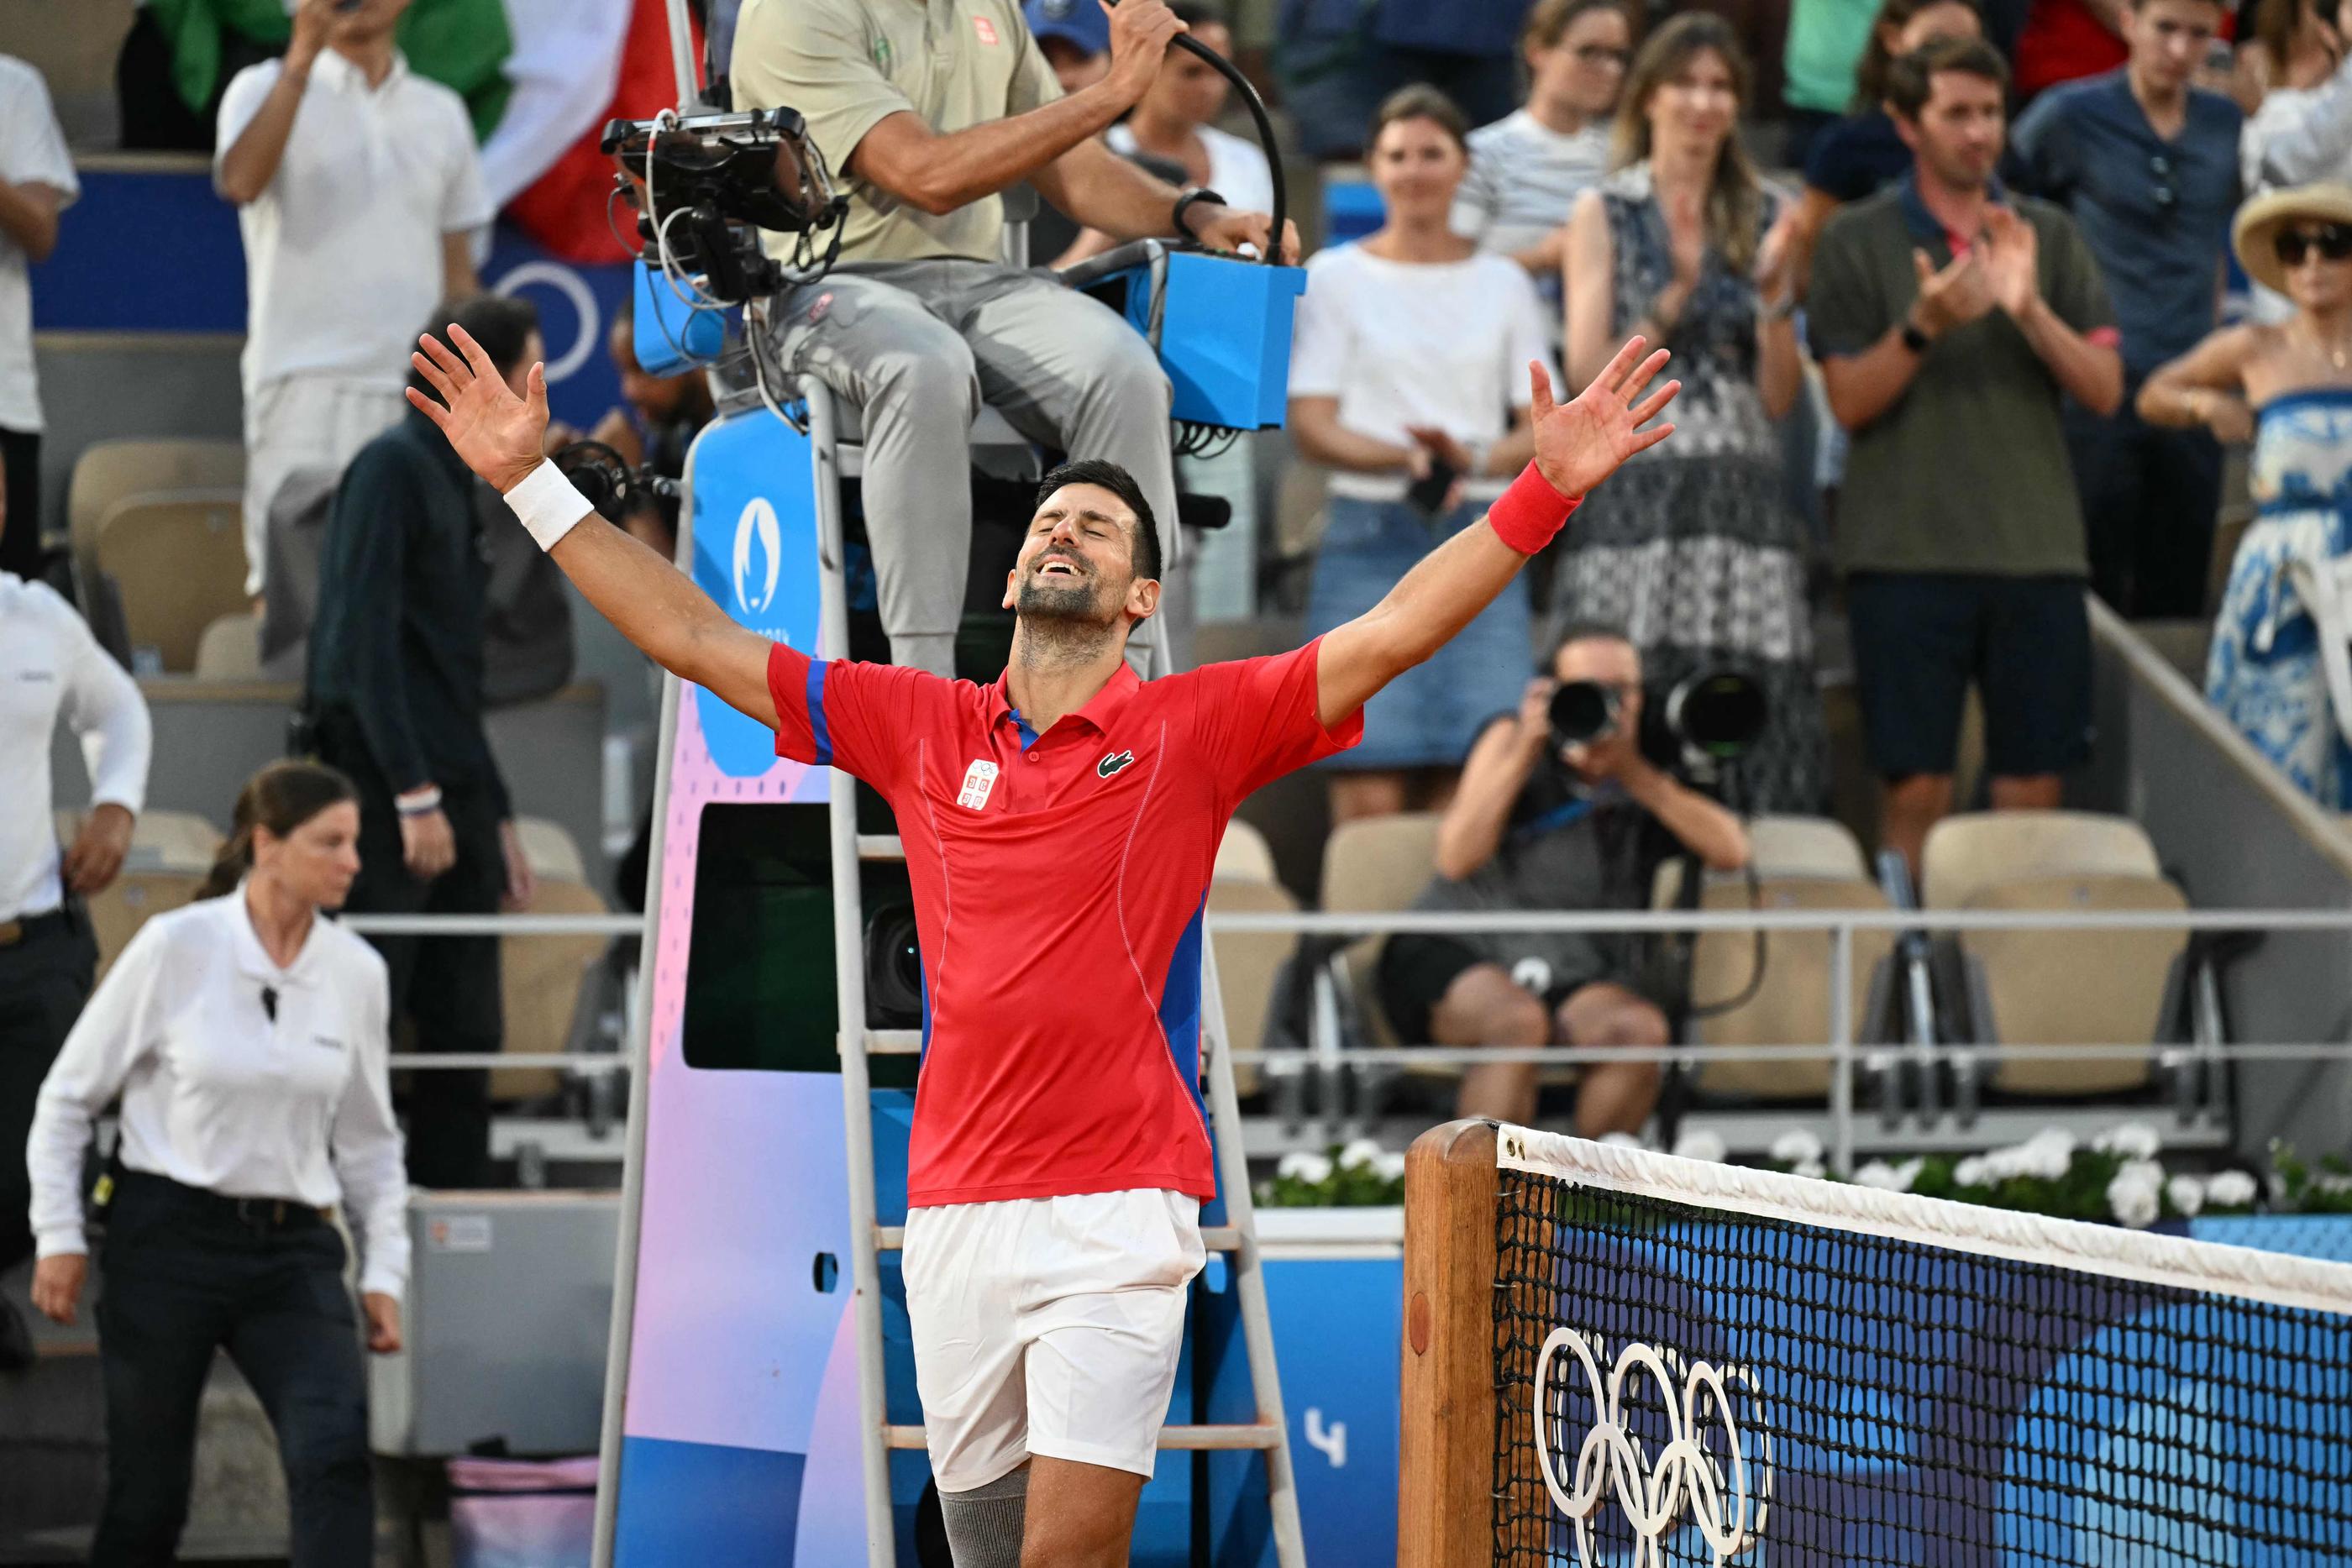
[67,438,244,588]
[1208,876,1299,1097]
[1660,817,1896,1102]
[55,808,223,981]
[1922,811,2187,1097]
[514,817,589,884]
[193,611,263,680]
[1316,812,1445,1049]
[496,876,612,1104]
[1214,818,1279,885]
[94,490,250,672]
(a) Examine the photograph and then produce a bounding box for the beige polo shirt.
[732,0,1062,265]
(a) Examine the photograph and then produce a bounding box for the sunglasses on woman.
[2275,223,2352,266]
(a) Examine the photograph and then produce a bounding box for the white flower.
[2117,1158,2166,1193]
[1672,1128,1729,1164]
[1337,1138,1384,1172]
[2166,1175,2205,1217]
[2204,1170,2259,1209]
[1278,1151,1333,1186]
[1770,1129,1824,1167]
[2108,1170,2161,1229]
[1851,1158,1924,1193]
[1978,1145,2031,1183]
[2095,1123,2163,1161]
[1373,1151,1409,1183]
[2017,1129,2078,1181]
[1793,1158,1829,1180]
[1953,1156,1991,1188]
[1599,1131,1646,1150]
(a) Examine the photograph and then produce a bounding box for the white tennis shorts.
[901,1188,1205,1493]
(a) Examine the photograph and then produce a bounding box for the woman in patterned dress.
[2139,184,2352,805]
[1557,13,1829,813]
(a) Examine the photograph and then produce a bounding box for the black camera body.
[601,108,848,304]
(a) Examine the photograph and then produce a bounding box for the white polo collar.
[226,879,327,988]
[308,46,410,98]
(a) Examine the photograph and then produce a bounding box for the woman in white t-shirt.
[1289,86,1553,824]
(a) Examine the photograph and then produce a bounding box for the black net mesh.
[1492,1167,2352,1565]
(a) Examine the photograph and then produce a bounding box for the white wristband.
[503,459,591,553]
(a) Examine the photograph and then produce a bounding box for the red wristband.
[1485,463,1580,555]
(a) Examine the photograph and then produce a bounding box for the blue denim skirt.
[1305,495,1534,769]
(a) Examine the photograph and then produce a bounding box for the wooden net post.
[1399,1118,1499,1568]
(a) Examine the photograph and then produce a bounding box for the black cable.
[1101,5,1287,265]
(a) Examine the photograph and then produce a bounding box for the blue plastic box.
[1083,249,1308,432]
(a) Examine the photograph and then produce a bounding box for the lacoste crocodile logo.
[1097,749,1136,779]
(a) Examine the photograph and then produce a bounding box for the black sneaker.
[0,1297,34,1371]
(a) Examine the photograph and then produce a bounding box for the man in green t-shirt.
[1806,36,2124,872]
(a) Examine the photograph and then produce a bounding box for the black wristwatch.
[1899,317,1933,354]
[1171,186,1226,242]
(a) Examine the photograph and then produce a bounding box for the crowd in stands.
[8,0,2352,1234]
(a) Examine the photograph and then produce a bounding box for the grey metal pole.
[1829,921,1855,1179]
[663,0,699,106]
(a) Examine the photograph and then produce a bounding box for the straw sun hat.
[2234,183,2352,295]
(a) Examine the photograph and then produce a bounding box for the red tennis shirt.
[766,637,1362,1209]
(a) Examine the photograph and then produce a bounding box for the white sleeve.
[332,957,411,1299]
[1287,259,1353,397]
[439,100,493,233]
[213,63,282,188]
[1502,267,1551,410]
[26,922,171,1258]
[57,599,151,814]
[1452,150,1498,244]
[0,66,77,202]
[2250,57,2352,188]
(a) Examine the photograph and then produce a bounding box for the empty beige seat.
[1208,875,1299,1096]
[496,877,612,1104]
[1318,813,1445,1048]
[1683,879,1894,1100]
[194,611,264,680]
[1922,810,2184,1096]
[69,439,244,586]
[1214,818,1279,886]
[1745,815,1870,882]
[50,810,223,980]
[95,490,250,672]
[513,817,588,885]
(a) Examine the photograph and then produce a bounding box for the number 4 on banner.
[1304,1408,1347,1468]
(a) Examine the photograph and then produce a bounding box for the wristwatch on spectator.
[1899,315,1934,354]
[1172,186,1227,243]
[396,784,444,818]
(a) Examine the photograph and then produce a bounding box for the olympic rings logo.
[1531,1328,1775,1566]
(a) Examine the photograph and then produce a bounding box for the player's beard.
[1015,565,1125,666]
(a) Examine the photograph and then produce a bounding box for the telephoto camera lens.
[1665,669,1770,758]
[1548,679,1620,748]
[863,898,925,1029]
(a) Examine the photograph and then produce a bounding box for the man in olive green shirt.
[1807,37,2124,871]
[732,0,1294,678]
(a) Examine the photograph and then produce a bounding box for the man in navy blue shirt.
[2012,0,2241,619]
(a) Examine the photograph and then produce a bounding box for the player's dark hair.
[1886,34,2008,120]
[408,294,541,406]
[1036,459,1163,582]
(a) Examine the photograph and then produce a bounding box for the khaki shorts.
[901,1188,1205,1492]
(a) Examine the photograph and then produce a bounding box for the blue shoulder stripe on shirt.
[806,658,832,766]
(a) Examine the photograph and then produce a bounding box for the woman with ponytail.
[24,759,407,1568]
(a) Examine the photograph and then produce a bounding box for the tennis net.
[1399,1120,2352,1568]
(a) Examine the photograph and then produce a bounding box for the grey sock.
[939,1465,1029,1568]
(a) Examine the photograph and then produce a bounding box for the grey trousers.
[771,257,1182,677]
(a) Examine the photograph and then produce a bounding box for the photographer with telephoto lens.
[1375,621,1750,1137]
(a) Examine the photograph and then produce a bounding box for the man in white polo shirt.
[0,55,77,583]
[216,0,490,596]
[0,568,150,1369]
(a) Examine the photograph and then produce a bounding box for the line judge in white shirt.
[0,568,149,1371]
[216,0,491,597]
[0,54,78,582]
[27,760,407,1568]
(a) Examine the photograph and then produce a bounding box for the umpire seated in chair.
[730,0,1297,679]
[1378,621,1749,1138]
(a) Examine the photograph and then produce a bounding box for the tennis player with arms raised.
[406,320,1677,1567]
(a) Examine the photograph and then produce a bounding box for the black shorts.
[1376,935,1602,1046]
[1845,572,2092,780]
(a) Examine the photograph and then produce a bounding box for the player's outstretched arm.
[407,326,780,731]
[1313,338,1678,728]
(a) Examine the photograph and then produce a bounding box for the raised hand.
[407,324,551,494]
[1529,340,1679,499]
[1909,246,1996,338]
[1981,205,2040,319]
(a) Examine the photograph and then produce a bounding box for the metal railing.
[339,908,645,1073]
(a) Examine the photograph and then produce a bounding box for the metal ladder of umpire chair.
[804,383,1310,1566]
